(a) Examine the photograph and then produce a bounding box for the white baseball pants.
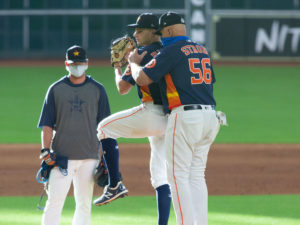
[165,106,220,225]
[98,102,168,188]
[42,159,98,225]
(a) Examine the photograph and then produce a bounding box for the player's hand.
[40,148,56,165]
[128,49,147,65]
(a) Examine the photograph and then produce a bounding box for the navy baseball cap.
[155,12,185,35]
[128,13,159,29]
[65,45,87,64]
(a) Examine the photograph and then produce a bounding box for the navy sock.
[100,138,120,187]
[156,184,171,225]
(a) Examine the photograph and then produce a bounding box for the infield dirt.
[0,143,299,196]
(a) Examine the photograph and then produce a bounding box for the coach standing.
[37,45,126,225]
[129,12,220,225]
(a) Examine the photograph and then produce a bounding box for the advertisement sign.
[214,18,300,57]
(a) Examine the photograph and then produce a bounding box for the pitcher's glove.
[110,35,136,68]
[94,156,123,187]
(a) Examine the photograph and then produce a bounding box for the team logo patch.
[145,59,156,69]
[73,50,79,56]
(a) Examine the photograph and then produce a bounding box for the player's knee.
[151,177,169,189]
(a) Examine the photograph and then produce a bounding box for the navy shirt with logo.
[38,75,110,160]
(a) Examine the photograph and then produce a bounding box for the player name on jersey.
[181,44,208,56]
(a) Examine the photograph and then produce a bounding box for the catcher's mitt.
[111,35,136,68]
[94,156,123,187]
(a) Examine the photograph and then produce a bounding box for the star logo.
[73,50,80,56]
[68,95,85,112]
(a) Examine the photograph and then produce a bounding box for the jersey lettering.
[188,58,212,84]
[181,45,208,56]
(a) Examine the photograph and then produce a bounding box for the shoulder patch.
[145,59,156,69]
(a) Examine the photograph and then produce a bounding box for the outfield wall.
[0,0,299,61]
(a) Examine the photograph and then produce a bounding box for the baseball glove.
[94,156,123,188]
[110,35,136,68]
[94,156,109,187]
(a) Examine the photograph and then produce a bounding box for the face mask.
[66,65,88,77]
[161,36,190,47]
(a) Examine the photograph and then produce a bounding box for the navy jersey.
[143,39,216,113]
[122,42,163,104]
[37,75,110,159]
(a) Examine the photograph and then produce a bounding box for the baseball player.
[93,13,171,225]
[38,45,127,225]
[129,12,221,225]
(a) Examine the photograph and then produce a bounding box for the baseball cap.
[155,12,185,35]
[65,45,87,64]
[128,13,159,29]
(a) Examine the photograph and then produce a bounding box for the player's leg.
[72,159,98,225]
[164,111,195,225]
[148,136,171,225]
[189,145,209,225]
[98,103,166,140]
[42,162,74,225]
[189,110,220,225]
[100,138,121,187]
[95,103,166,206]
[93,138,128,206]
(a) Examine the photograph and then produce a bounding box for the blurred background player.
[38,45,126,225]
[129,12,221,225]
[93,13,171,225]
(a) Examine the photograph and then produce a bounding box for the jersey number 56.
[188,58,212,85]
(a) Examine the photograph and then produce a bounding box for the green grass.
[0,195,299,225]
[213,66,300,143]
[0,65,299,143]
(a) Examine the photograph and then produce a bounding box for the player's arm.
[114,66,133,95]
[41,126,53,149]
[128,49,153,86]
[38,86,56,149]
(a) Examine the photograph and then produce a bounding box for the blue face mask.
[161,36,190,47]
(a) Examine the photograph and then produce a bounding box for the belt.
[184,105,202,111]
[184,104,215,111]
[171,104,215,113]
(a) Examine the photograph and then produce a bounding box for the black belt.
[183,105,203,111]
[183,105,215,111]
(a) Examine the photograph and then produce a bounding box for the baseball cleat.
[93,181,128,206]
